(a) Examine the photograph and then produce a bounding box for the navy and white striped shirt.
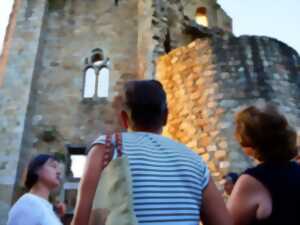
[93,132,210,225]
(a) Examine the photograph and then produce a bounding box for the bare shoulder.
[228,174,272,224]
[233,174,269,197]
[86,144,106,162]
[82,144,106,181]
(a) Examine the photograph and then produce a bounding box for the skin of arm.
[71,144,106,225]
[227,174,272,225]
[201,177,233,225]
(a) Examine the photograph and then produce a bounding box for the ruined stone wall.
[0,0,48,223]
[157,39,234,181]
[157,34,300,181]
[212,34,300,170]
[137,0,230,79]
[0,0,139,221]
[0,0,21,86]
[138,0,196,78]
[17,0,139,188]
[216,7,232,32]
[182,0,232,31]
[137,0,156,78]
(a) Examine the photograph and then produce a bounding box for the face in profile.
[224,179,234,195]
[37,159,61,190]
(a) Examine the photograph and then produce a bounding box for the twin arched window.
[83,49,110,99]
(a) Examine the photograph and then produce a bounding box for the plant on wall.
[40,125,58,143]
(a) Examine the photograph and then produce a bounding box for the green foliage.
[53,151,66,163]
[41,125,57,142]
[48,0,66,11]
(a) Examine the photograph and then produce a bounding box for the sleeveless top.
[91,132,210,225]
[244,161,300,225]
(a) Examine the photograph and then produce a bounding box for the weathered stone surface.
[157,30,300,185]
[0,0,48,223]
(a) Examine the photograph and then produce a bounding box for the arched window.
[195,7,208,27]
[82,49,110,100]
[97,66,110,98]
[83,67,96,98]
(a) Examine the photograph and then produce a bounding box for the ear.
[162,109,168,126]
[243,147,255,157]
[120,110,129,129]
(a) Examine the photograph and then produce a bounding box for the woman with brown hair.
[228,104,300,225]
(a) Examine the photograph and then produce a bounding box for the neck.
[129,126,163,134]
[30,183,50,200]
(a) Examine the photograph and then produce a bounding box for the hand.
[54,201,66,218]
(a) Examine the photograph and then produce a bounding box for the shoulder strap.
[115,132,123,157]
[102,133,122,169]
[103,134,113,169]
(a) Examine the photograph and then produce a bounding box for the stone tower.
[0,0,300,224]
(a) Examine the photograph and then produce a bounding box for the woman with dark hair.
[7,154,63,225]
[223,172,239,196]
[228,104,300,225]
[72,80,232,225]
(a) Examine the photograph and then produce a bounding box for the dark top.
[244,161,300,225]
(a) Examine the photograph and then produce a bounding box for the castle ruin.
[0,0,300,224]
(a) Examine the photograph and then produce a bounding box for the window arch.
[97,66,110,98]
[83,67,96,98]
[82,49,110,100]
[195,7,208,27]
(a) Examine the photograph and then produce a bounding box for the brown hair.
[235,104,298,162]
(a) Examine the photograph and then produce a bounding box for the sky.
[0,0,14,53]
[218,0,300,53]
[0,0,300,53]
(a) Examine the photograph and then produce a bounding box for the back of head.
[235,104,298,162]
[123,80,168,130]
[223,172,239,184]
[25,154,57,190]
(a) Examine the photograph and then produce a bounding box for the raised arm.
[201,177,233,225]
[71,144,105,225]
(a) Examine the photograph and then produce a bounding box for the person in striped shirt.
[72,79,232,225]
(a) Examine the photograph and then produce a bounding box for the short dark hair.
[25,154,58,190]
[124,80,168,130]
[223,172,239,184]
[235,104,298,162]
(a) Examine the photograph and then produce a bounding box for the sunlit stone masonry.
[157,34,300,181]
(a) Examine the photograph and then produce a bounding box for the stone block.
[188,41,196,49]
[218,141,228,149]
[201,153,210,162]
[207,101,217,108]
[214,150,227,160]
[186,140,198,149]
[199,136,211,147]
[195,147,206,155]
[208,161,217,172]
[207,145,217,152]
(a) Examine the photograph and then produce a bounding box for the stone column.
[0,0,47,223]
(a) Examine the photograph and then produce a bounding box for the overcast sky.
[0,0,300,54]
[0,0,14,53]
[219,0,300,53]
